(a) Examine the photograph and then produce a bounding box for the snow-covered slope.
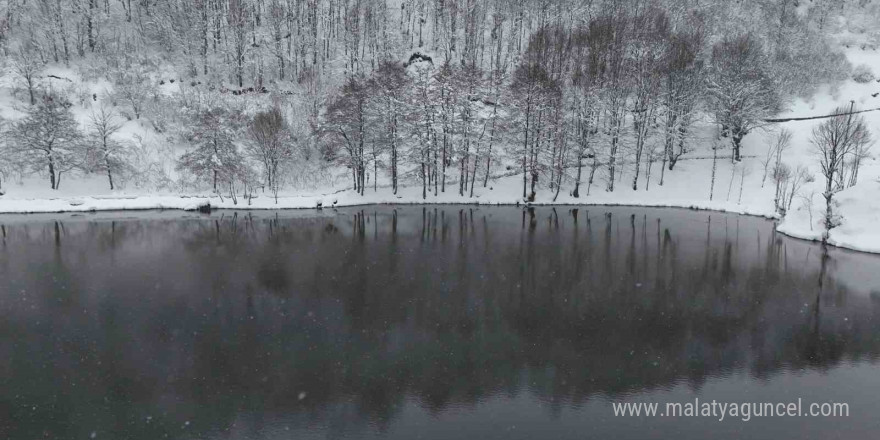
[773,42,880,252]
[3,19,880,256]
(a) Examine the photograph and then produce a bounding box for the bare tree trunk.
[732,129,744,162]
[709,145,718,201]
[48,154,57,190]
[106,161,114,190]
[391,117,398,194]
[87,0,96,51]
[522,97,531,199]
[823,193,833,243]
[659,152,667,186]
[421,159,427,199]
[607,109,621,192]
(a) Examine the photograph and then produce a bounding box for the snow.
[0,167,780,218]
[3,19,880,256]
[777,185,880,253]
[772,41,880,254]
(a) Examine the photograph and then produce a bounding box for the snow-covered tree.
[706,34,780,162]
[0,0,863,201]
[177,107,249,194]
[9,94,85,189]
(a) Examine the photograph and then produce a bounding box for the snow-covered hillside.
[773,46,880,251]
[1,1,880,254]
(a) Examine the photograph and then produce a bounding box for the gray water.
[1,206,880,440]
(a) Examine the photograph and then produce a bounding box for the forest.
[0,0,869,232]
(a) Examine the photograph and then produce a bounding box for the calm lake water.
[1,206,880,440]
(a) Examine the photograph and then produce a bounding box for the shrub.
[853,64,875,83]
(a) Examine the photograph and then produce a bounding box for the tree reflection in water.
[0,206,878,439]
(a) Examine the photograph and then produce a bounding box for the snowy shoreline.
[0,191,780,217]
[8,189,880,257]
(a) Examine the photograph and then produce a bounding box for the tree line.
[319,1,850,204]
[0,0,862,219]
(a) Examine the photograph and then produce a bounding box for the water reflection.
[0,207,878,439]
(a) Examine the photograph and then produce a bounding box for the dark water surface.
[2,206,880,440]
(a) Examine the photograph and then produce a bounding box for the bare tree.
[775,164,812,215]
[510,61,558,201]
[709,139,721,201]
[87,104,127,190]
[760,128,792,187]
[844,131,873,188]
[367,60,409,195]
[36,0,70,65]
[246,107,292,203]
[772,162,792,215]
[785,166,813,214]
[589,12,630,192]
[660,24,705,176]
[726,162,738,202]
[113,64,153,120]
[737,164,751,205]
[811,106,872,238]
[12,44,44,106]
[266,0,287,79]
[227,0,251,88]
[799,191,817,231]
[324,75,369,195]
[0,116,10,193]
[628,7,668,190]
[569,25,600,198]
[406,58,439,199]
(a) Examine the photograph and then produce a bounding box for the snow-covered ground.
[771,42,880,253]
[0,167,781,216]
[4,24,880,255]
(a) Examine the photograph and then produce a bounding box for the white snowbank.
[770,43,880,255]
[777,183,880,253]
[0,171,780,220]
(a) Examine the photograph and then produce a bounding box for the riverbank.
[0,172,779,215]
[776,185,880,254]
[5,173,880,256]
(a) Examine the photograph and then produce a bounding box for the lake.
[1,206,879,440]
